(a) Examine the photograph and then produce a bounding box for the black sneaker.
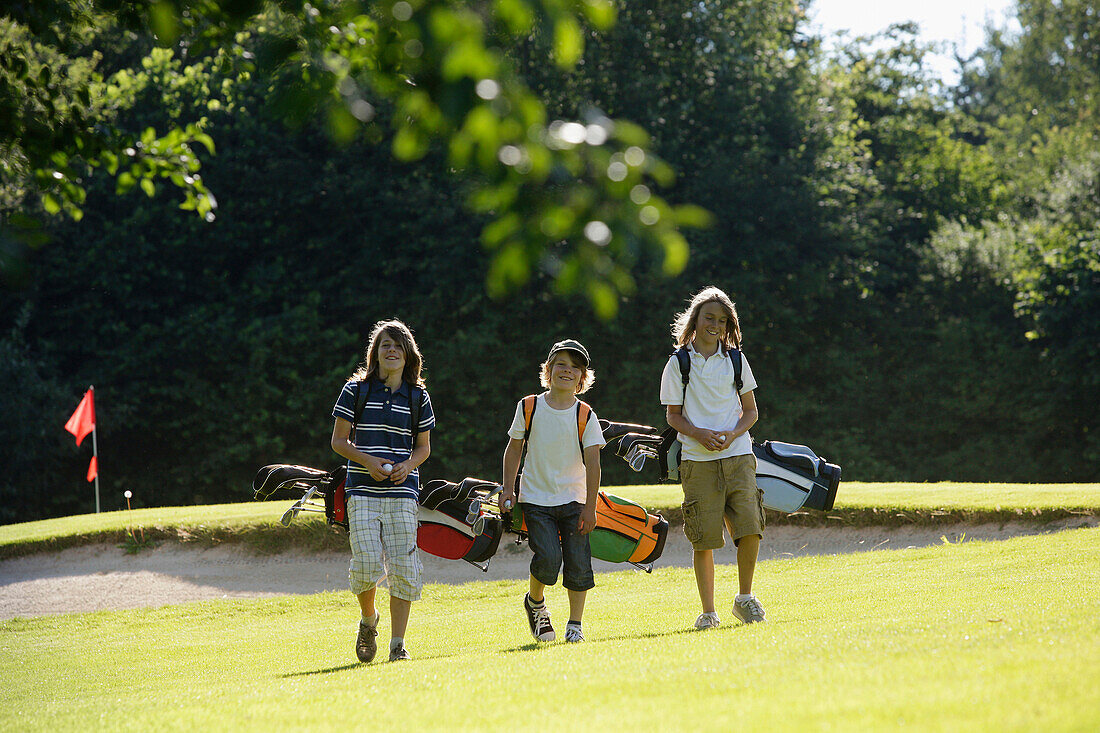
[356,620,378,663]
[524,593,556,641]
[388,643,411,662]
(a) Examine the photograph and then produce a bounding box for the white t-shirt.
[507,393,606,506]
[659,344,757,461]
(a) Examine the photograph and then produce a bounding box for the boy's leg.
[377,498,422,657]
[693,549,716,613]
[681,460,724,617]
[357,587,378,619]
[567,589,587,621]
[736,534,760,595]
[521,504,560,641]
[529,575,547,603]
[390,596,412,638]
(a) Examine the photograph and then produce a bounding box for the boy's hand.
[578,505,596,535]
[695,428,728,452]
[500,488,515,511]
[366,457,393,482]
[388,461,412,483]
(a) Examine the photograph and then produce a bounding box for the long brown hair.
[350,319,426,387]
[671,286,743,350]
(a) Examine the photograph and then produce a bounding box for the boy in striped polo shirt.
[331,319,435,663]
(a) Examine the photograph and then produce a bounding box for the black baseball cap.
[546,339,590,367]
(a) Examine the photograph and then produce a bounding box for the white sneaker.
[565,624,584,643]
[732,596,766,624]
[694,612,720,630]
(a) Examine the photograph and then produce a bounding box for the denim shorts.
[521,502,594,592]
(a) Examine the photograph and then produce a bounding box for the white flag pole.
[90,385,100,514]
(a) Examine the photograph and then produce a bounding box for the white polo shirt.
[659,344,757,461]
[508,393,606,506]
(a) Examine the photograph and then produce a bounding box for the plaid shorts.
[347,495,423,602]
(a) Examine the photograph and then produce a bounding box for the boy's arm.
[501,437,524,508]
[330,418,392,481]
[578,445,600,534]
[719,390,758,445]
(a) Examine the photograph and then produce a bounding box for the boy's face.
[694,301,728,347]
[376,333,407,375]
[548,352,584,394]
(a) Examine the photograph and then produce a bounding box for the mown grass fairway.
[2,527,1097,732]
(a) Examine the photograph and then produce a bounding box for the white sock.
[389,637,404,652]
[361,611,379,627]
[735,594,754,604]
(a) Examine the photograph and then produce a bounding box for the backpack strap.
[517,394,591,487]
[352,380,373,441]
[675,345,744,395]
[409,385,424,448]
[729,348,743,394]
[576,400,592,463]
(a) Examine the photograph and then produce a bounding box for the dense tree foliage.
[1,0,1097,522]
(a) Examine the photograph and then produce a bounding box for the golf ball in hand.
[382,463,393,472]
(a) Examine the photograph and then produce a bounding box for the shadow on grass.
[281,662,361,677]
[497,625,699,654]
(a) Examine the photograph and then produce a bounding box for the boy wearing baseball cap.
[502,340,606,642]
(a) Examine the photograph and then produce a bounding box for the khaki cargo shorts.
[680,454,765,551]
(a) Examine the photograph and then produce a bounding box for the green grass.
[3,483,1098,558]
[611,481,1100,512]
[2,527,1097,732]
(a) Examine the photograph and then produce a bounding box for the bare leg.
[693,549,715,613]
[567,589,587,622]
[529,575,547,603]
[390,596,411,640]
[736,534,760,595]
[357,586,377,619]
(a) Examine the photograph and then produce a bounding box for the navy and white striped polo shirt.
[332,378,436,500]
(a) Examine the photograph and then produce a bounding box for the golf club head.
[471,516,486,536]
[465,500,480,525]
[280,503,300,527]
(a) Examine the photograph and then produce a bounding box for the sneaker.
[732,596,766,624]
[388,643,411,662]
[564,624,584,643]
[355,619,379,663]
[694,612,720,630]
[524,593,556,641]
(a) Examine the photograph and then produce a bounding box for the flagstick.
[90,385,100,514]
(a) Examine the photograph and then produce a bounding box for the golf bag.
[253,465,506,570]
[590,492,669,570]
[253,463,348,528]
[597,418,843,514]
[752,440,841,512]
[417,477,504,570]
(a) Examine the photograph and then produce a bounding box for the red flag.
[65,389,95,446]
[86,456,98,482]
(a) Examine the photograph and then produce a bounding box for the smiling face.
[693,300,730,350]
[547,351,585,394]
[375,332,407,377]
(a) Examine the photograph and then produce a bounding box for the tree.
[1,0,707,315]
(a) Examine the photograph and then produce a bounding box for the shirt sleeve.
[332,381,356,421]
[659,355,685,406]
[418,389,436,432]
[739,353,758,394]
[582,409,606,449]
[507,400,526,440]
